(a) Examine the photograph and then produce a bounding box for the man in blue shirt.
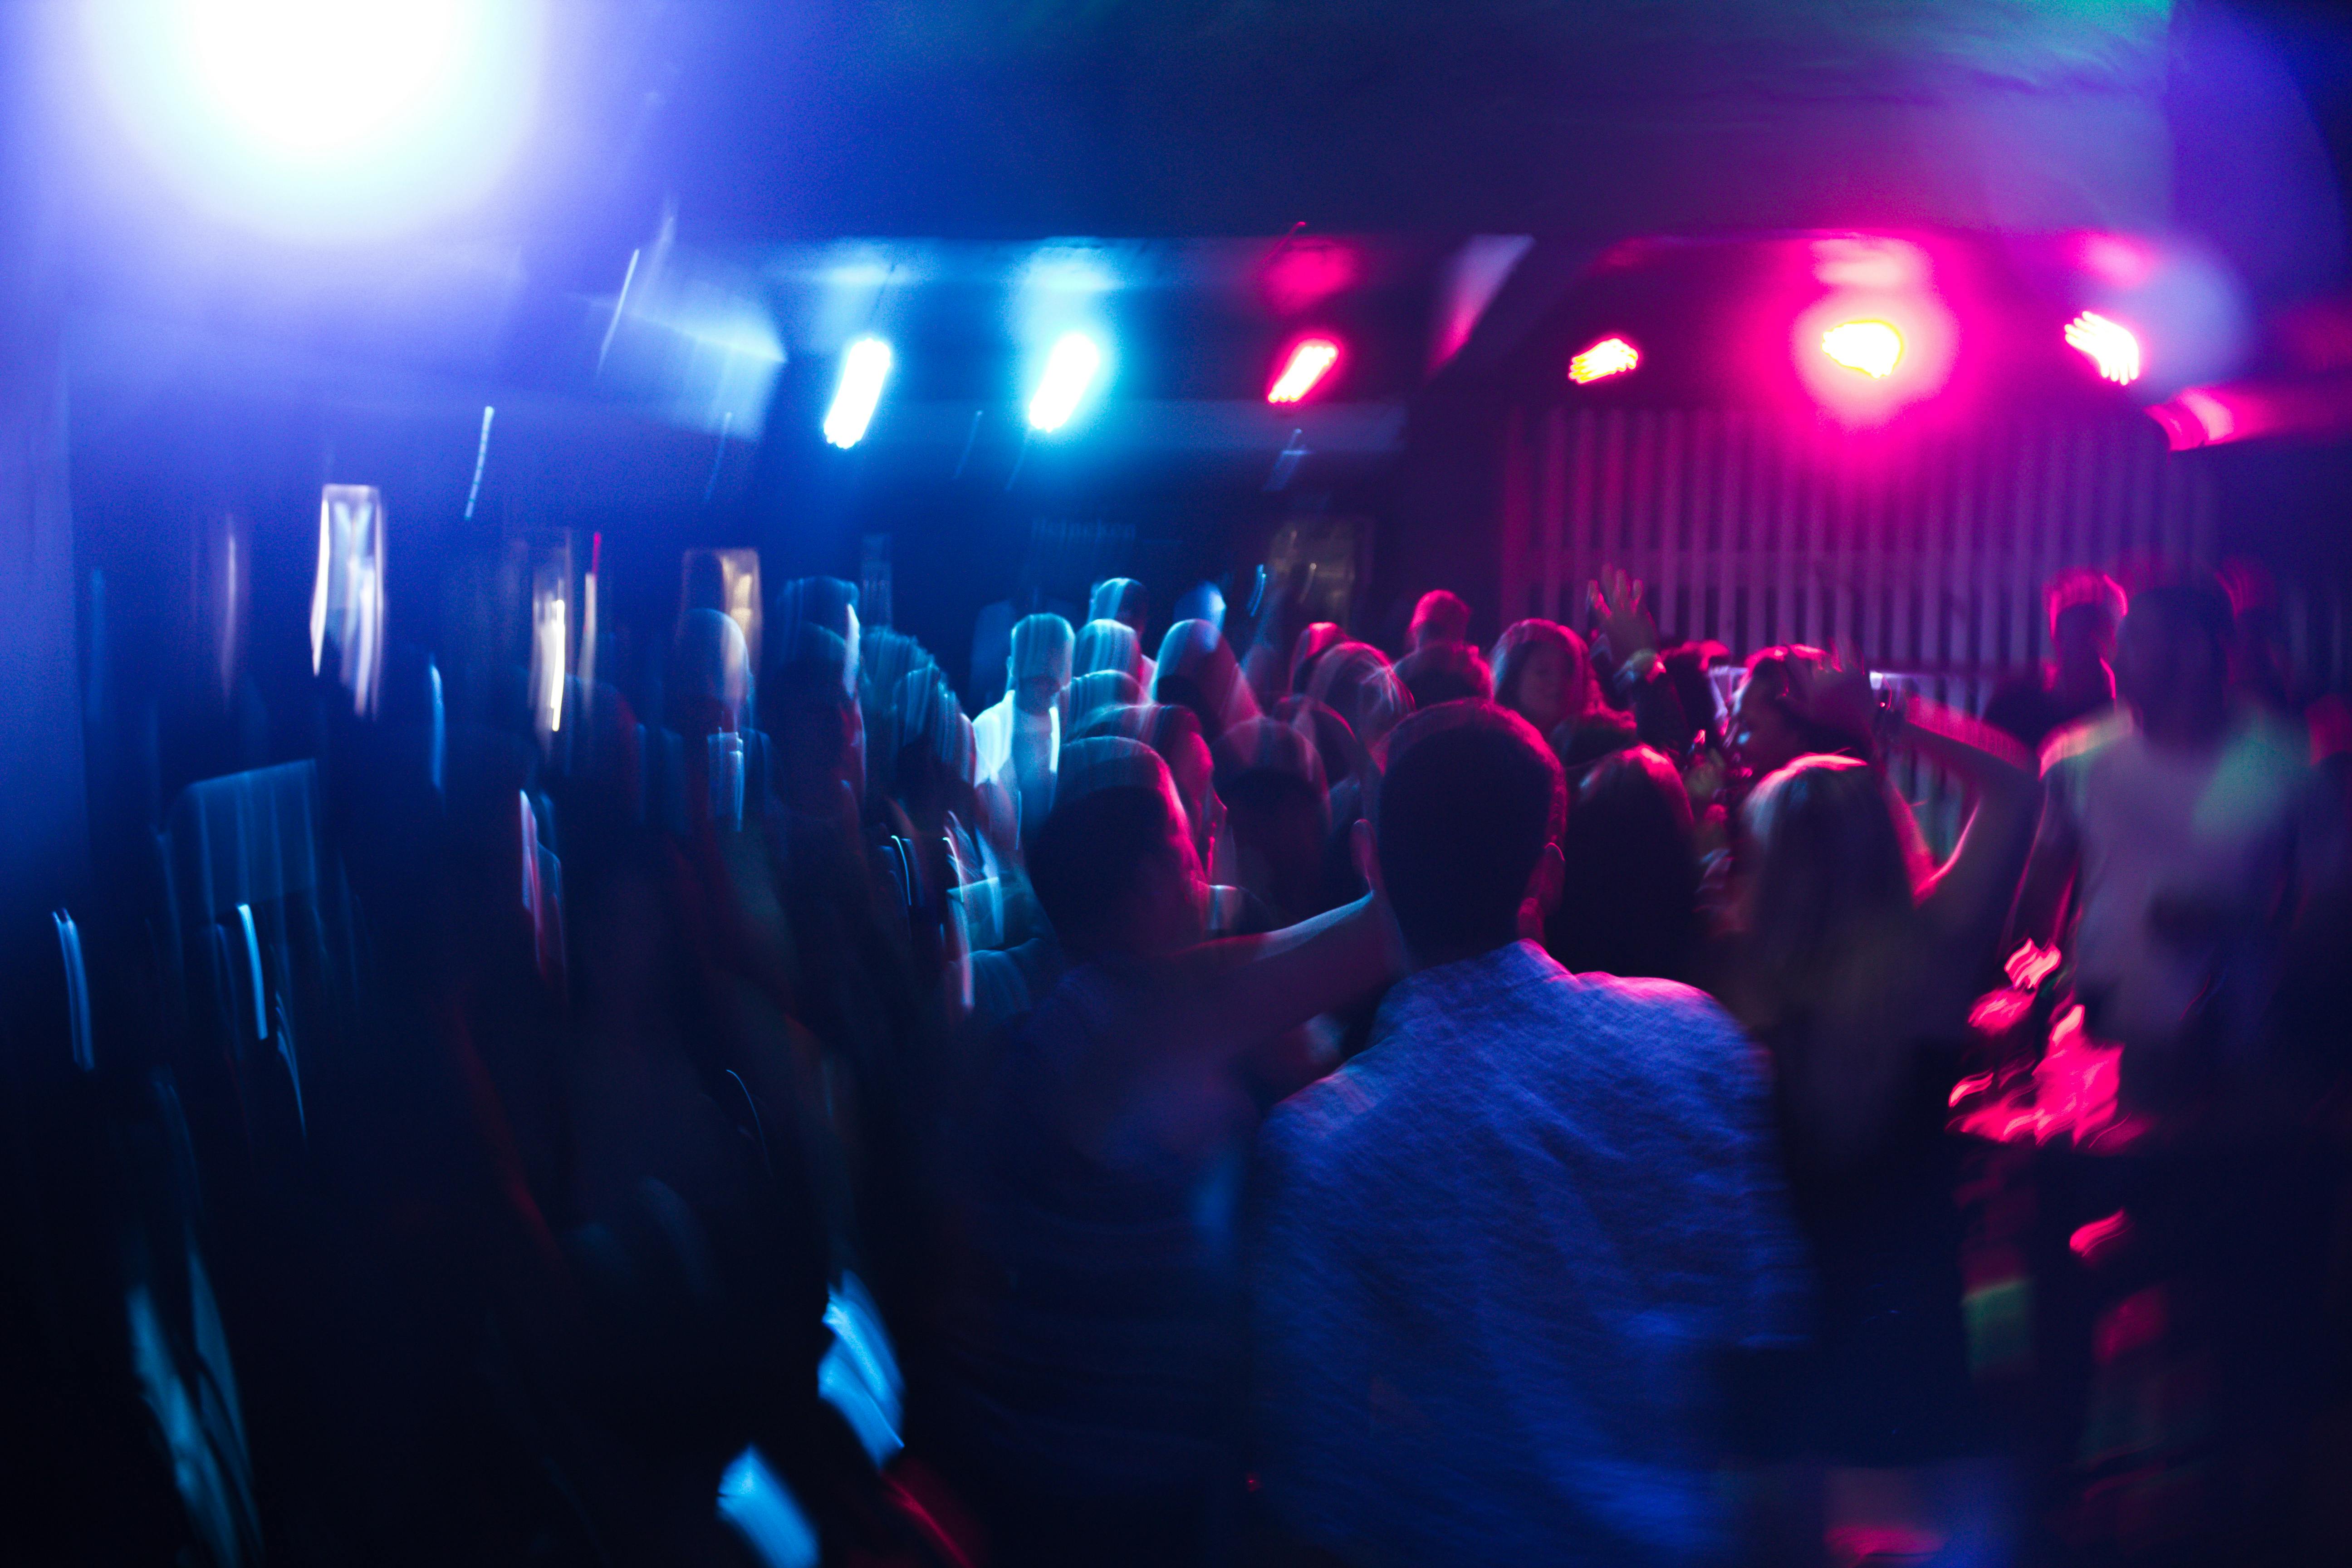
[1251,701,1807,1566]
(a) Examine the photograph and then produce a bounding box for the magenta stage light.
[2064,311,2141,386]
[1568,337,1639,385]
[1821,319,1904,379]
[1267,337,1342,404]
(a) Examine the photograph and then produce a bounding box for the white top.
[2042,707,2318,1058]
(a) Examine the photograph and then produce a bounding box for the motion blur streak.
[2065,310,2142,385]
[1821,319,1903,378]
[824,338,894,447]
[1267,338,1341,404]
[1568,336,1639,384]
[1027,332,1104,432]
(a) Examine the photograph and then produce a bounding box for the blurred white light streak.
[823,338,893,447]
[1028,333,1103,432]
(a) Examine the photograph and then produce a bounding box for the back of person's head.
[1375,702,1565,963]
[1029,737,1196,958]
[1215,716,1332,923]
[1490,618,1590,733]
[1074,617,1143,682]
[2045,567,2127,645]
[1395,640,1494,709]
[1153,619,1257,742]
[1172,581,1226,631]
[2117,571,2233,717]
[1308,642,1412,756]
[1407,589,1472,651]
[776,577,860,673]
[1739,755,1913,1000]
[1088,576,1149,634]
[672,607,753,735]
[765,623,863,812]
[1549,746,1700,982]
[1067,670,1142,729]
[1289,622,1346,694]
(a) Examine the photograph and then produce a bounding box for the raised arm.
[1159,891,1402,1058]
[1893,696,2041,947]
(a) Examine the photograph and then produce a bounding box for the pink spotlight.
[1267,337,1342,404]
[1822,320,1903,379]
[2065,310,2141,385]
[1569,336,1638,384]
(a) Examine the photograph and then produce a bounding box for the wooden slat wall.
[1495,407,2313,851]
[1502,407,2225,675]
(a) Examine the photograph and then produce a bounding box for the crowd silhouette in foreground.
[39,553,2352,1568]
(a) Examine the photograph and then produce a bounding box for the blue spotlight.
[84,0,544,241]
[1027,332,1104,434]
[823,338,892,448]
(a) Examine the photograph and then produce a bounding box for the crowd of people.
[74,551,2352,1567]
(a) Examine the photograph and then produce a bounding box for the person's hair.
[1074,617,1142,681]
[1307,642,1411,755]
[1066,670,1142,728]
[1288,622,1347,694]
[1028,782,1178,957]
[2126,574,2234,660]
[1395,641,1494,709]
[1739,646,1867,760]
[1088,576,1148,632]
[1375,702,1565,960]
[1408,589,1472,648]
[1490,619,1590,726]
[2044,568,2127,641]
[1736,754,1922,1164]
[1548,746,1700,981]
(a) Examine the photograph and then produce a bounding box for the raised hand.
[1588,566,1658,660]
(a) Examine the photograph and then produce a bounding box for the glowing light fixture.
[1822,320,1904,379]
[1267,338,1342,404]
[1569,337,1639,384]
[823,338,893,448]
[2064,311,2141,386]
[84,0,545,240]
[1027,332,1103,433]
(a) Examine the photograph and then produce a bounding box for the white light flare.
[823,338,893,448]
[1267,338,1342,404]
[2064,310,2142,386]
[1569,336,1639,384]
[1822,320,1904,379]
[1027,332,1103,433]
[84,0,544,241]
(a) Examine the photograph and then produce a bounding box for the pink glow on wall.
[1568,336,1638,384]
[1262,239,1359,316]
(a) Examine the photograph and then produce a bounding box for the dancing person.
[2014,574,2323,1115]
[1722,648,2040,1560]
[937,738,1398,1567]
[1251,702,1806,1568]
[1984,568,2126,755]
[972,613,1073,849]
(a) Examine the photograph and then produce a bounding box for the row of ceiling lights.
[821,333,1348,448]
[1566,310,2143,389]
